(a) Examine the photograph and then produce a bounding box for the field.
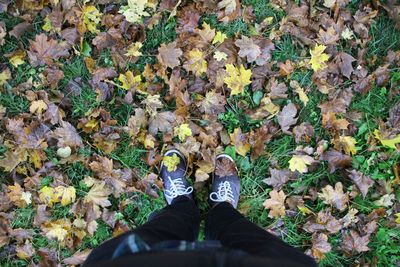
[0,0,400,266]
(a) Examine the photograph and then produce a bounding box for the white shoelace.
[210,181,234,204]
[164,176,193,199]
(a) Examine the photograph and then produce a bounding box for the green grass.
[0,90,29,116]
[368,16,400,57]
[201,15,250,37]
[272,35,302,61]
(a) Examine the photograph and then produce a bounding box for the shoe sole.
[160,149,188,173]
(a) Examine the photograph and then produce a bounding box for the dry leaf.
[263,190,286,218]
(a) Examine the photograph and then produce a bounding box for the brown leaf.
[215,157,237,177]
[318,182,349,211]
[263,168,292,190]
[84,181,112,208]
[63,249,91,265]
[347,169,374,198]
[102,208,116,228]
[157,41,183,68]
[235,36,261,63]
[197,90,226,115]
[334,52,355,79]
[92,67,118,86]
[33,205,51,227]
[28,33,69,67]
[310,233,331,261]
[229,128,250,157]
[9,21,32,39]
[263,190,286,218]
[44,67,64,89]
[342,230,370,253]
[16,241,35,259]
[148,111,175,135]
[254,38,275,66]
[303,209,342,234]
[277,103,298,133]
[320,149,352,173]
[293,122,315,143]
[53,121,83,148]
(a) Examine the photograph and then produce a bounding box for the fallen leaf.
[333,136,357,155]
[29,100,48,115]
[157,41,183,68]
[263,168,292,190]
[374,129,400,149]
[309,44,330,72]
[120,0,151,23]
[347,169,374,198]
[310,233,331,261]
[212,31,227,44]
[318,182,349,211]
[84,181,112,208]
[125,42,143,57]
[28,33,69,67]
[174,123,192,141]
[229,128,250,156]
[373,194,395,207]
[263,190,286,218]
[342,230,370,253]
[235,36,261,63]
[320,149,352,173]
[288,155,314,173]
[224,64,252,96]
[277,103,298,133]
[63,249,91,265]
[163,154,180,172]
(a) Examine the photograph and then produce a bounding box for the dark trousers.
[84,196,316,267]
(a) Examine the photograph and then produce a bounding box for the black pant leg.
[84,196,200,266]
[205,202,317,267]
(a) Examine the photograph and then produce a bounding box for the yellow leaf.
[0,68,11,87]
[213,50,227,62]
[309,44,330,72]
[28,149,43,169]
[53,186,76,206]
[224,64,252,96]
[395,213,400,224]
[143,134,155,149]
[186,49,207,76]
[298,205,312,215]
[174,123,192,141]
[45,220,69,242]
[294,85,309,106]
[20,191,32,206]
[29,100,48,114]
[374,129,400,149]
[42,15,53,32]
[263,190,286,218]
[212,31,227,44]
[333,136,357,155]
[9,50,26,67]
[125,42,143,57]
[39,186,76,207]
[84,181,111,208]
[82,5,102,34]
[229,128,251,156]
[118,70,141,90]
[260,96,279,117]
[288,155,314,173]
[341,28,354,40]
[163,154,180,172]
[119,0,150,23]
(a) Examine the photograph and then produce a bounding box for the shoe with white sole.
[209,154,240,208]
[160,149,193,204]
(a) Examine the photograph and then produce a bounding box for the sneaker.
[160,149,193,204]
[209,154,240,208]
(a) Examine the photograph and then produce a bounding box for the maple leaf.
[28,33,69,67]
[84,181,112,208]
[310,233,332,261]
[125,42,143,57]
[277,103,298,133]
[288,155,314,173]
[174,123,192,141]
[163,154,180,172]
[309,44,330,72]
[183,49,208,76]
[148,111,175,135]
[235,36,261,63]
[8,49,26,67]
[263,168,292,190]
[197,90,226,115]
[318,182,349,211]
[39,186,76,207]
[333,136,357,155]
[224,64,252,96]
[81,5,101,34]
[118,70,141,90]
[213,51,228,62]
[212,31,227,44]
[374,129,400,149]
[335,52,356,79]
[29,100,47,115]
[0,68,11,87]
[53,121,83,148]
[320,149,352,173]
[342,230,370,253]
[157,41,183,68]
[215,157,237,177]
[218,0,237,16]
[347,169,374,198]
[0,147,28,172]
[229,128,251,156]
[43,219,71,242]
[263,190,286,218]
[16,241,35,260]
[120,0,150,23]
[63,249,91,265]
[7,183,30,208]
[373,194,395,207]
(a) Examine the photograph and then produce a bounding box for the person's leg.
[205,202,316,266]
[84,196,200,265]
[84,149,198,266]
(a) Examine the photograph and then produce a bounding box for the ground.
[0,0,400,266]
